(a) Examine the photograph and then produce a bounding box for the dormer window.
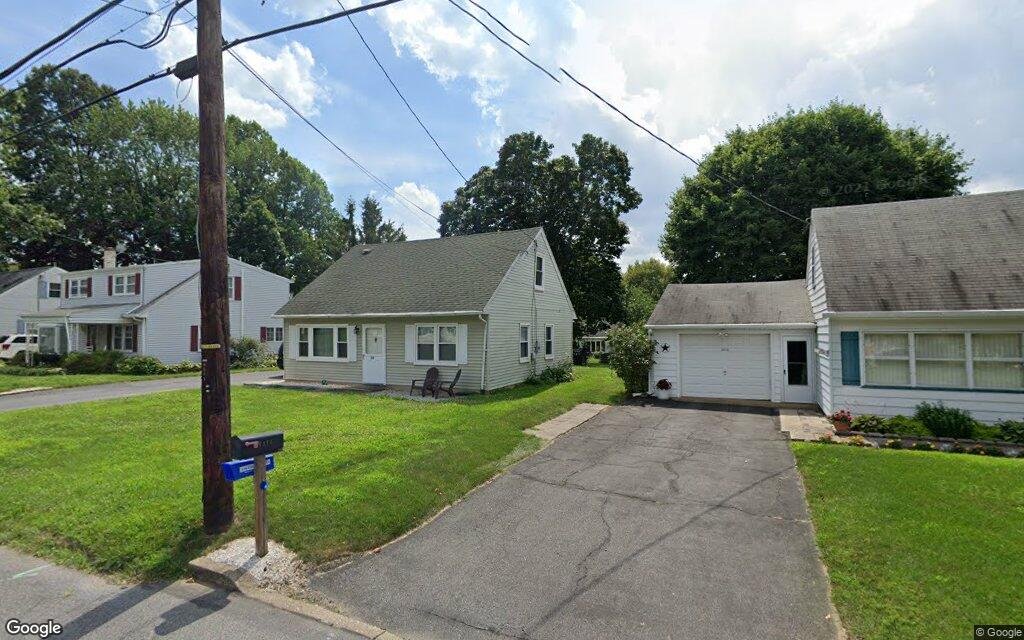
[48,282,61,298]
[535,256,544,289]
[112,273,138,296]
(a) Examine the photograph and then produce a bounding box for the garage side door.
[680,333,771,400]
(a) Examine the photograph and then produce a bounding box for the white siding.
[806,228,833,414]
[830,316,1024,424]
[482,230,574,390]
[1,268,64,335]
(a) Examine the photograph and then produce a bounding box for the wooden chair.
[411,367,440,397]
[436,369,462,398]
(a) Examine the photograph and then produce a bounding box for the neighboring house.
[275,227,576,393]
[581,330,610,354]
[0,266,66,337]
[20,249,290,364]
[647,190,1024,423]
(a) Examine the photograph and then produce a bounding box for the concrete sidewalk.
[0,370,281,413]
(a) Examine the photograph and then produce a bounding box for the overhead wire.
[445,0,558,84]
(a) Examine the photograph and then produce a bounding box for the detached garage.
[647,280,816,405]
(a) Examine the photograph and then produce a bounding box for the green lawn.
[793,443,1024,639]
[0,363,276,393]
[0,366,624,580]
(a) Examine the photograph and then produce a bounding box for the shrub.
[230,337,275,369]
[996,420,1024,445]
[971,423,1003,442]
[62,351,125,374]
[607,323,656,394]
[115,355,166,375]
[527,360,575,385]
[0,365,64,376]
[914,402,978,439]
[597,351,611,364]
[881,415,930,437]
[851,414,886,432]
[165,359,202,374]
[9,351,61,367]
[983,445,1005,457]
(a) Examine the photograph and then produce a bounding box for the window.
[417,326,435,362]
[863,332,1024,391]
[535,256,544,289]
[67,278,88,298]
[112,325,134,351]
[336,326,349,360]
[972,333,1024,390]
[298,328,309,357]
[226,277,234,300]
[544,325,554,358]
[112,273,137,296]
[312,327,333,358]
[48,282,61,298]
[520,324,531,362]
[275,327,283,342]
[438,325,457,362]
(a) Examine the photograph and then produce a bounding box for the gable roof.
[812,190,1024,312]
[0,267,50,297]
[648,279,813,326]
[276,228,542,316]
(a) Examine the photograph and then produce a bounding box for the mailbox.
[231,432,284,460]
[222,455,276,482]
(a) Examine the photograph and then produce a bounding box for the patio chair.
[411,367,440,397]
[436,369,462,398]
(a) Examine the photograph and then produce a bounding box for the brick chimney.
[102,247,117,270]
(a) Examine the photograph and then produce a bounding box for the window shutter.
[456,324,469,364]
[346,325,357,362]
[404,325,416,363]
[86,277,92,297]
[234,276,242,300]
[132,325,138,352]
[64,280,69,298]
[108,275,113,296]
[840,332,861,386]
[134,273,141,295]
[290,325,299,360]
[190,325,199,352]
[260,327,267,342]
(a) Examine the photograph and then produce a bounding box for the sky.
[1,0,1021,264]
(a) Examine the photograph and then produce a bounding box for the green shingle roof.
[277,228,541,316]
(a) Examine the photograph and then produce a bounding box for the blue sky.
[2,0,1022,264]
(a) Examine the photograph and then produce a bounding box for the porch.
[21,305,142,356]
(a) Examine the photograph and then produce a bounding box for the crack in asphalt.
[573,494,613,590]
[418,607,530,640]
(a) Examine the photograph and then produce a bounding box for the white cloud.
[381,182,442,240]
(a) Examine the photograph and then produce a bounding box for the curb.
[188,557,403,639]
[0,386,54,396]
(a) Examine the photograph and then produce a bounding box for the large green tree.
[357,195,406,244]
[439,132,641,331]
[660,101,971,283]
[622,258,673,324]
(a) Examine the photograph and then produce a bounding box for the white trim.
[544,324,554,359]
[111,272,139,296]
[412,323,460,366]
[534,255,545,291]
[826,310,1024,319]
[292,324,352,362]
[646,323,816,329]
[519,323,531,363]
[274,310,483,319]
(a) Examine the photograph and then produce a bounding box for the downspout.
[478,313,488,393]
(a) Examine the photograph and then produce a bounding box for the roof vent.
[361,248,372,255]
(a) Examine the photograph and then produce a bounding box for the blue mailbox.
[221,454,276,482]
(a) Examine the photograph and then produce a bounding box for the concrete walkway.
[0,370,281,413]
[312,402,841,640]
[778,408,834,441]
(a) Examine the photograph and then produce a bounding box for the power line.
[0,0,127,82]
[446,0,558,84]
[224,0,405,50]
[464,0,530,47]
[336,0,467,182]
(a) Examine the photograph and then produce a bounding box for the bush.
[9,351,61,367]
[607,323,656,394]
[881,415,931,437]
[996,420,1024,445]
[0,365,64,376]
[62,351,125,374]
[597,351,611,364]
[165,359,202,374]
[527,360,575,385]
[851,414,886,432]
[230,337,275,369]
[914,402,978,439]
[115,355,166,375]
[971,423,1004,442]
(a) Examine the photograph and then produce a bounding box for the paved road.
[0,546,356,640]
[312,402,841,640]
[0,370,281,413]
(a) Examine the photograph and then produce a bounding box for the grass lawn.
[793,443,1024,639]
[0,366,624,580]
[0,363,276,393]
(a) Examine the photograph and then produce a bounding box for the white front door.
[362,324,386,384]
[783,336,813,403]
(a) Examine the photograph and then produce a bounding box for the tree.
[660,101,971,283]
[607,323,656,394]
[622,258,672,324]
[344,197,357,247]
[358,195,406,244]
[439,132,641,332]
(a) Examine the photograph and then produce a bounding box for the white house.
[647,190,1024,423]
[0,266,66,338]
[20,249,291,364]
[275,227,576,393]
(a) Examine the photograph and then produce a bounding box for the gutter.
[273,310,484,319]
[823,309,1024,319]
[645,323,816,329]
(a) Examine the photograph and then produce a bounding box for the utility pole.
[197,0,233,534]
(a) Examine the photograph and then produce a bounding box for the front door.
[362,324,386,385]
[783,336,813,403]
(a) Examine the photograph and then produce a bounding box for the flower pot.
[655,388,671,400]
[833,420,852,433]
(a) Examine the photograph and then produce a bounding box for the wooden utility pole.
[197,0,233,534]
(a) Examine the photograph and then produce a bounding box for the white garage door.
[680,333,771,400]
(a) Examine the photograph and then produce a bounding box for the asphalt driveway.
[311,402,841,640]
[0,370,281,412]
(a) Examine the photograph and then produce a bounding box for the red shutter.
[134,273,141,295]
[107,275,113,296]
[234,276,242,300]
[190,325,199,352]
[86,277,92,297]
[64,280,69,298]
[260,327,267,342]
[132,325,138,352]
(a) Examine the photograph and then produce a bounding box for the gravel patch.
[208,537,308,592]
[369,389,458,403]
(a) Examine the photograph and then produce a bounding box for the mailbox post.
[222,432,284,558]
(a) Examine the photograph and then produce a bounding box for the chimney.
[102,247,117,270]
